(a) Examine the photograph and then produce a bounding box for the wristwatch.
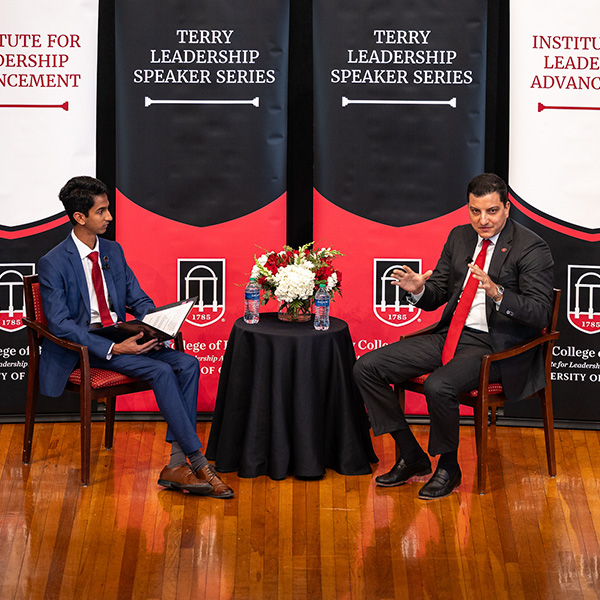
[492,285,504,302]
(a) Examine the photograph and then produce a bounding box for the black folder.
[90,297,196,344]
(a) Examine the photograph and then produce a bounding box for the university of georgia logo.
[567,265,600,335]
[0,263,36,332]
[373,259,422,327]
[177,259,226,327]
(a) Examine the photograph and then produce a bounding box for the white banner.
[509,0,600,235]
[0,0,98,232]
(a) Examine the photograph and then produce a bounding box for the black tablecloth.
[206,313,378,479]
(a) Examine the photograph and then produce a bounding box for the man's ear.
[73,211,86,226]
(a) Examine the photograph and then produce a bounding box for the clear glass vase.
[277,298,313,322]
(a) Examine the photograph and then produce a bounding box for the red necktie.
[88,251,114,327]
[441,239,491,365]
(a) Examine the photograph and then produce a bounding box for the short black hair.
[467,173,508,206]
[59,176,108,225]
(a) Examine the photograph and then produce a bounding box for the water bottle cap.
[319,283,325,287]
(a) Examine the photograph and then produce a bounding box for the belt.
[89,323,103,330]
[464,326,487,334]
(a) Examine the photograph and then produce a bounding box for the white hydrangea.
[251,264,261,279]
[326,272,338,291]
[274,264,315,303]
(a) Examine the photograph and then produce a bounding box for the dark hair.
[467,173,508,206]
[59,176,108,225]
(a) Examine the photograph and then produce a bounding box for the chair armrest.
[22,316,89,355]
[475,330,559,394]
[481,331,559,366]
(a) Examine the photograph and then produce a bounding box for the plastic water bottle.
[314,284,330,330]
[244,278,260,324]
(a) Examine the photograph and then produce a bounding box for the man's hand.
[468,263,498,298]
[390,265,433,295]
[112,332,159,355]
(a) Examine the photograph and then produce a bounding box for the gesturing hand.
[390,265,433,295]
[468,263,497,298]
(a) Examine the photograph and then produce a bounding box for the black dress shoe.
[418,467,462,499]
[375,455,432,487]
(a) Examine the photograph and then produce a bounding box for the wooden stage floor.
[1,420,599,599]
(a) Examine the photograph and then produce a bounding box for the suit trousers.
[90,346,201,455]
[353,328,501,456]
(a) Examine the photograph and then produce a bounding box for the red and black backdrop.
[313,0,488,415]
[1,0,599,426]
[505,0,600,422]
[114,0,289,411]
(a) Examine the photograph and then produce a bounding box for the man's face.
[468,191,509,239]
[75,194,112,236]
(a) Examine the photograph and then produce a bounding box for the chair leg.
[80,387,92,486]
[104,396,116,450]
[473,401,488,495]
[23,366,39,464]
[540,389,557,477]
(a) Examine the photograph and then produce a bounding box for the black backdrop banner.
[115,0,289,412]
[313,0,487,416]
[116,0,288,228]
[313,0,487,227]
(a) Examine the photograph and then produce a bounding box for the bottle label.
[245,291,260,299]
[315,299,329,307]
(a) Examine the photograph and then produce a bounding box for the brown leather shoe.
[195,464,235,499]
[157,464,213,495]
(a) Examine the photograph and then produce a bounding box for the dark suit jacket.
[416,218,554,401]
[37,234,155,397]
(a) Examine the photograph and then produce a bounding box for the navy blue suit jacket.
[416,218,554,401]
[37,235,155,397]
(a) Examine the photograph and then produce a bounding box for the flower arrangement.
[251,242,343,321]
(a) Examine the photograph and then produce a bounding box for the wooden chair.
[395,288,561,494]
[22,274,183,486]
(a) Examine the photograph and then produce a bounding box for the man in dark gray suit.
[353,173,554,499]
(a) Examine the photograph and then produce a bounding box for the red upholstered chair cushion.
[68,368,141,389]
[407,373,504,397]
[32,281,141,390]
[464,382,504,397]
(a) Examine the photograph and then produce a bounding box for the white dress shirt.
[464,233,500,332]
[408,232,502,332]
[71,231,118,326]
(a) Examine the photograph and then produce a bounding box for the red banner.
[115,192,286,412]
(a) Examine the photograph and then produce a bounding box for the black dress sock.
[390,429,425,465]
[437,451,459,476]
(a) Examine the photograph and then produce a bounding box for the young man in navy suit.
[354,173,554,499]
[38,176,233,498]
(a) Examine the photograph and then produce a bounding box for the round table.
[206,313,378,479]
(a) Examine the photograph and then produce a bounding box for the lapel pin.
[501,247,507,253]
